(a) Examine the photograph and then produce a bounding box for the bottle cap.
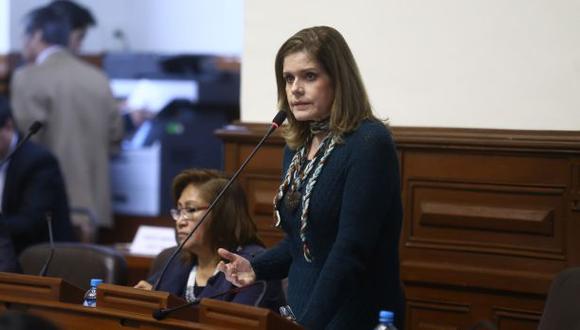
[90,278,104,287]
[379,310,394,322]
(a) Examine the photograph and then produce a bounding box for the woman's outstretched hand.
[217,248,256,287]
[133,280,152,290]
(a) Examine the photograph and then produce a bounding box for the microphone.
[39,213,55,276]
[152,111,287,291]
[0,121,43,168]
[152,281,265,320]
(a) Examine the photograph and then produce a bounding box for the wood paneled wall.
[216,123,580,330]
[0,53,21,96]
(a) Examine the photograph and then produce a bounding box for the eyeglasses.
[169,206,209,221]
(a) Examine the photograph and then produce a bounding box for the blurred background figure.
[0,96,75,272]
[10,5,124,241]
[48,0,96,53]
[134,168,286,312]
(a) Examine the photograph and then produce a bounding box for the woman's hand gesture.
[133,280,152,290]
[217,248,256,287]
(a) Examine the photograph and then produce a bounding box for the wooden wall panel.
[494,309,540,330]
[407,300,468,330]
[216,124,580,330]
[243,174,285,247]
[219,125,286,248]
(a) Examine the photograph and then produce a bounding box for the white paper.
[129,225,176,256]
[110,143,160,216]
[110,79,140,99]
[125,79,199,113]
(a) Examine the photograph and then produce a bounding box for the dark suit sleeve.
[0,151,64,236]
[251,236,293,281]
[230,280,269,306]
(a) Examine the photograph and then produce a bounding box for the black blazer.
[0,140,76,255]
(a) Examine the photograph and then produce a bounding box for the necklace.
[283,137,328,212]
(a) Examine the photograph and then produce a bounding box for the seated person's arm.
[0,154,63,236]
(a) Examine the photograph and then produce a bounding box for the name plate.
[130,225,176,256]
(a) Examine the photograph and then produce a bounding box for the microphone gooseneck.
[152,299,199,320]
[0,121,43,168]
[152,282,264,320]
[39,212,55,276]
[152,111,287,291]
[271,111,286,130]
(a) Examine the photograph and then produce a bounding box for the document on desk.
[118,78,199,113]
[130,225,176,256]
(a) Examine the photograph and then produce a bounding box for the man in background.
[0,96,75,272]
[10,6,124,241]
[48,0,96,53]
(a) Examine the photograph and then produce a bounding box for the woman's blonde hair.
[275,26,380,149]
[172,169,262,260]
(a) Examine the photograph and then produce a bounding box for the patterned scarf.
[273,132,337,262]
[309,118,330,135]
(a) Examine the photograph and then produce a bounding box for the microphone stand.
[0,121,43,168]
[39,213,55,276]
[152,111,286,291]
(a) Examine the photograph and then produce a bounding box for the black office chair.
[538,267,580,330]
[19,242,128,291]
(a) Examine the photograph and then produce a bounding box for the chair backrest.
[147,246,178,278]
[19,243,128,291]
[538,267,580,330]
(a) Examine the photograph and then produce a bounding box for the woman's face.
[283,51,334,122]
[174,184,210,252]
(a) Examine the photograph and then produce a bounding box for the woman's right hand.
[217,248,256,287]
[133,280,152,290]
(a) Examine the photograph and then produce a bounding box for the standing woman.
[218,26,404,329]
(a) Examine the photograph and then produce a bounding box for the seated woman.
[134,169,286,311]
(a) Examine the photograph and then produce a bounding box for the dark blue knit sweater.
[251,120,404,329]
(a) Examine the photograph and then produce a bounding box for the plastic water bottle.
[82,278,103,307]
[373,310,398,330]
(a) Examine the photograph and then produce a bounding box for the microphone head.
[29,121,43,134]
[152,309,167,320]
[272,111,287,128]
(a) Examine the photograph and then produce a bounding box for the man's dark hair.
[25,6,70,46]
[49,0,96,30]
[0,96,13,128]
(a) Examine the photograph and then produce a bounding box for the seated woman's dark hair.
[172,168,263,257]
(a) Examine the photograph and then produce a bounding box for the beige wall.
[241,0,580,130]
[0,0,12,53]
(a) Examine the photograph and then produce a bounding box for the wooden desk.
[20,298,218,330]
[0,273,301,330]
